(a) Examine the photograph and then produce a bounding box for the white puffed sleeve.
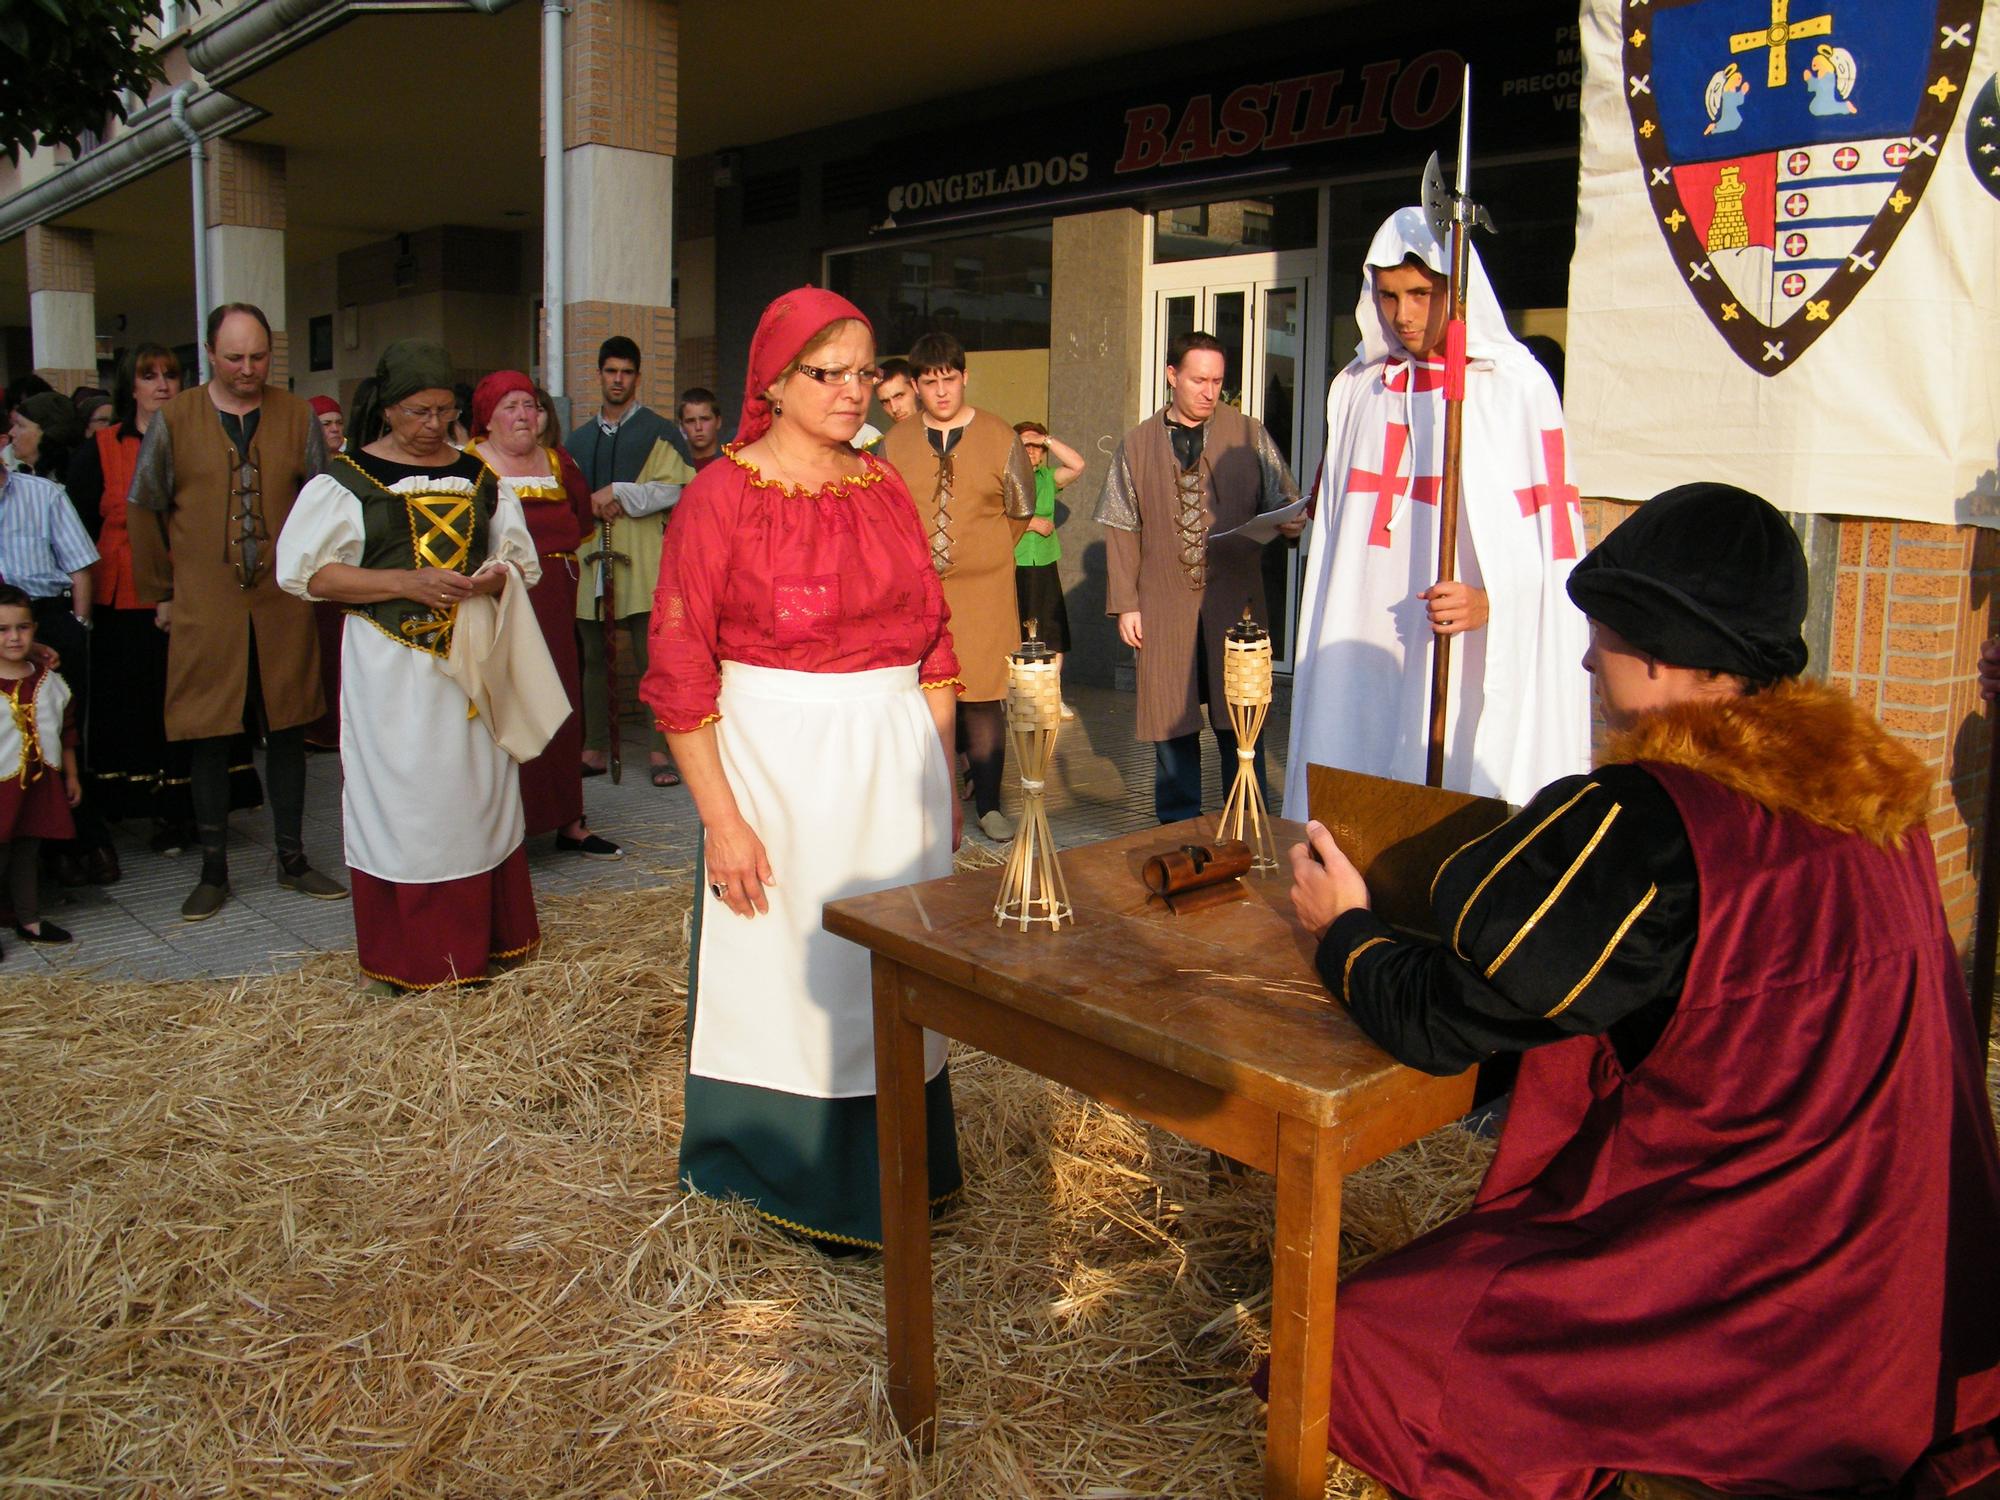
[276,474,367,601]
[484,491,543,589]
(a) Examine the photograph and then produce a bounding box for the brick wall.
[565,299,676,419]
[24,225,93,296]
[565,0,677,155]
[206,139,286,230]
[1583,498,1998,948]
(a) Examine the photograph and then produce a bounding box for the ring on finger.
[709,881,728,898]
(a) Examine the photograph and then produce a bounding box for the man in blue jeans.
[1096,331,1302,822]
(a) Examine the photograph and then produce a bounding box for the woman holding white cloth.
[642,287,963,1252]
[277,339,543,992]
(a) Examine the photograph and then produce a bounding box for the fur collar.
[1604,678,1931,846]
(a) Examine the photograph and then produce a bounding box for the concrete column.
[559,0,677,413]
[25,224,97,393]
[1047,208,1147,689]
[205,139,289,384]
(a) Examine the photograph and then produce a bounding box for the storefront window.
[828,226,1052,354]
[1152,190,1318,262]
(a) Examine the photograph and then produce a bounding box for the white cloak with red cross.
[1282,208,1590,815]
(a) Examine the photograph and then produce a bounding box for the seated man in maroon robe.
[1285,483,2000,1499]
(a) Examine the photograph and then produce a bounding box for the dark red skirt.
[351,844,539,989]
[518,557,585,837]
[0,766,75,842]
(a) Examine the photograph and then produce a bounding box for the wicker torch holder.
[994,655,1073,930]
[1220,634,1280,872]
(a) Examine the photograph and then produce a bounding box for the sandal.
[650,763,682,788]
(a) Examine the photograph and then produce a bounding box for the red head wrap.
[308,395,342,419]
[737,287,872,446]
[471,370,537,439]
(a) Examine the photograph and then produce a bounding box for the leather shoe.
[84,845,121,885]
[182,881,230,922]
[978,809,1016,842]
[15,920,71,944]
[279,865,349,900]
[556,830,624,860]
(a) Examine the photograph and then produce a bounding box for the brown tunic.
[1102,403,1297,742]
[879,408,1034,702]
[128,387,327,741]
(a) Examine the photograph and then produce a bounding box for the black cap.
[1566,482,1809,681]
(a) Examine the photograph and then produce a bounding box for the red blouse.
[641,446,960,733]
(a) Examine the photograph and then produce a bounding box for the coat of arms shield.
[1625,0,1983,373]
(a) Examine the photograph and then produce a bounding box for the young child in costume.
[0,584,81,954]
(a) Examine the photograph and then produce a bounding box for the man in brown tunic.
[129,303,345,920]
[1096,331,1302,824]
[879,332,1034,843]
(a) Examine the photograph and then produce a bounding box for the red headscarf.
[307,395,342,419]
[471,369,537,439]
[737,287,872,446]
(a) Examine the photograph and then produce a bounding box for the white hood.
[1354,207,1522,368]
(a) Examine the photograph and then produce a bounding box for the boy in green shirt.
[1012,421,1085,719]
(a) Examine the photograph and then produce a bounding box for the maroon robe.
[514,447,593,836]
[1322,758,2000,1498]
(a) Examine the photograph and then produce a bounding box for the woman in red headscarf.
[465,371,618,856]
[641,287,963,1252]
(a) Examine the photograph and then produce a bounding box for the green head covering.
[373,340,456,408]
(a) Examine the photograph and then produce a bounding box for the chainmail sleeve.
[125,419,177,605]
[1092,442,1142,532]
[1250,420,1301,512]
[1001,436,1036,521]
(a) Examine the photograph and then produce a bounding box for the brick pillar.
[205,139,290,384]
[25,224,96,393]
[555,0,676,413]
[1825,519,2000,945]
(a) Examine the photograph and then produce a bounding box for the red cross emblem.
[1383,360,1446,394]
[1783,192,1810,217]
[1514,429,1581,561]
[1884,141,1911,167]
[1781,271,1807,297]
[1783,232,1808,257]
[1786,151,1812,176]
[1348,420,1440,549]
[1833,146,1860,171]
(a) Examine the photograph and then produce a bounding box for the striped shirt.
[0,471,99,599]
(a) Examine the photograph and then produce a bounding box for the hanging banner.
[1564,0,2000,525]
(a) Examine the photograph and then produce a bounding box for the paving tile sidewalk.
[12,681,1291,981]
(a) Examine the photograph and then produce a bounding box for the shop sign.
[872,1,1583,230]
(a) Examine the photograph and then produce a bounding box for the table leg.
[1264,1113,1343,1499]
[872,958,937,1449]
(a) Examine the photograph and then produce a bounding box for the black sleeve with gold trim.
[1314,766,1698,1077]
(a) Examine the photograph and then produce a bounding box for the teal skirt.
[680,856,963,1250]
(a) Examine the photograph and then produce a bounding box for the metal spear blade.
[1421,151,1452,246]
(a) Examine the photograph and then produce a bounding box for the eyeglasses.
[795,363,883,389]
[394,402,460,427]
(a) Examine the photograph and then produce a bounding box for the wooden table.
[823,816,1474,1499]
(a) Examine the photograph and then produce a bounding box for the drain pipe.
[542,0,566,405]
[168,85,212,383]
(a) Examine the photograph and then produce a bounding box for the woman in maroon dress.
[466,371,620,857]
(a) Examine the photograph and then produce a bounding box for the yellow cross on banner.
[1804,300,1830,320]
[1721,303,1741,320]
[1729,0,1833,88]
[1928,76,1959,103]
[1664,207,1688,231]
[1640,118,1657,137]
[1629,28,1646,46]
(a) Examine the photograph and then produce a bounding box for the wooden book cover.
[1303,764,1513,941]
